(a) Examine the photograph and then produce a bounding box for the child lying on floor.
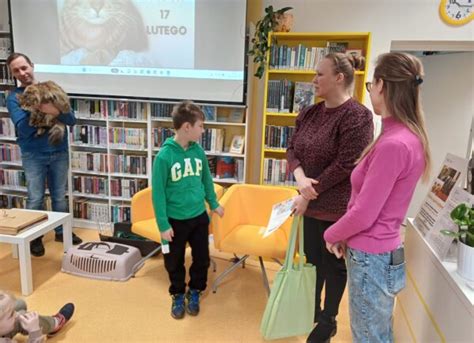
[0,291,74,342]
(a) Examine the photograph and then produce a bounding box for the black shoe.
[307,312,337,343]
[48,303,75,337]
[30,237,45,257]
[55,233,83,245]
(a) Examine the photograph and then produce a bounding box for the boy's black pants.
[164,211,210,295]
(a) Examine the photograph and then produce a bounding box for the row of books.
[109,127,147,149]
[67,99,246,125]
[72,175,108,196]
[72,99,148,120]
[0,63,14,85]
[110,178,148,198]
[111,204,131,222]
[0,194,55,211]
[71,125,107,146]
[0,143,21,162]
[72,199,131,223]
[207,156,244,181]
[152,127,175,148]
[72,199,109,222]
[269,42,362,71]
[269,44,329,71]
[0,117,15,137]
[267,80,315,114]
[70,125,147,149]
[71,152,147,175]
[109,154,147,175]
[263,158,296,186]
[265,125,295,149]
[0,169,26,188]
[71,151,109,173]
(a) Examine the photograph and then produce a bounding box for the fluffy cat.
[18,81,70,146]
[59,0,148,65]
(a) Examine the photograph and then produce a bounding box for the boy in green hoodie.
[152,101,224,319]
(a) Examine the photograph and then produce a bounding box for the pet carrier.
[61,241,144,281]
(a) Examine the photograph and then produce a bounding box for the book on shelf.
[228,108,245,123]
[202,106,217,122]
[229,135,244,154]
[326,41,349,53]
[216,157,235,179]
[293,82,315,113]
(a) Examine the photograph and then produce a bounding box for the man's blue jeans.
[22,150,69,234]
[346,247,406,343]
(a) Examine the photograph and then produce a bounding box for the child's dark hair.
[171,101,205,129]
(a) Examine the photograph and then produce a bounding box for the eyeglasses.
[365,82,372,93]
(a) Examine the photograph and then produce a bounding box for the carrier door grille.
[70,254,117,274]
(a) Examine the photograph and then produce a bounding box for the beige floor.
[0,228,351,342]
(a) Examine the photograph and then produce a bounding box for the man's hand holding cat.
[38,102,61,116]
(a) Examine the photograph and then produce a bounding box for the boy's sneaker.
[186,289,201,316]
[171,294,185,319]
[47,303,75,337]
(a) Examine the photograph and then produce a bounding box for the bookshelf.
[69,97,249,229]
[259,32,371,186]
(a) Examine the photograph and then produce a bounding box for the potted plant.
[248,6,293,79]
[441,203,474,281]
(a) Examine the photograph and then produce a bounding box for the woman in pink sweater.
[324,52,432,343]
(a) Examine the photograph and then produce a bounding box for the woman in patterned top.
[287,53,374,343]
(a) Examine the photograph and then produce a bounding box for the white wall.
[407,52,473,218]
[264,0,473,90]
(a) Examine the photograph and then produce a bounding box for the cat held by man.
[18,81,70,145]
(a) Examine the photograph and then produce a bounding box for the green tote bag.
[260,215,316,340]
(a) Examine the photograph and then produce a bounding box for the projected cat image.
[59,0,149,66]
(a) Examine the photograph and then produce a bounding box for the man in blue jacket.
[6,52,82,256]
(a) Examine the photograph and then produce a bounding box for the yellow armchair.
[210,184,298,293]
[131,183,225,248]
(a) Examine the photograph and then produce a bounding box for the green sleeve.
[151,154,171,232]
[201,150,219,210]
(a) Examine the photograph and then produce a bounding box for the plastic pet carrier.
[61,242,144,281]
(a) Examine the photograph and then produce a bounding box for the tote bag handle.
[282,215,305,271]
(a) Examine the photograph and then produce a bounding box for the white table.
[0,210,73,296]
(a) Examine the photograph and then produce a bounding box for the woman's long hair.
[358,52,432,182]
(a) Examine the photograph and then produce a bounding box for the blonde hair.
[0,292,15,321]
[358,52,432,182]
[325,52,365,89]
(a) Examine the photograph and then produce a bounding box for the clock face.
[440,0,474,25]
[445,0,472,20]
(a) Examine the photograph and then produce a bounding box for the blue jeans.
[22,150,69,234]
[346,247,406,343]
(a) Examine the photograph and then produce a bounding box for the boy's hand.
[18,312,41,333]
[38,102,60,116]
[214,206,224,217]
[161,228,174,242]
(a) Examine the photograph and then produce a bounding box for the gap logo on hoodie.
[171,158,203,181]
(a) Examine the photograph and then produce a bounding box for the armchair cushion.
[220,224,288,259]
